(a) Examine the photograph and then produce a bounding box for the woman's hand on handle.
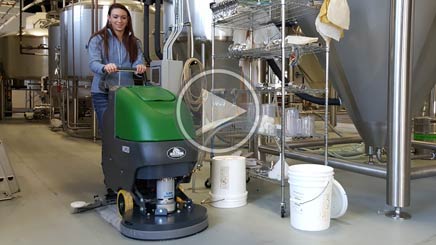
[103,63,118,74]
[135,64,147,74]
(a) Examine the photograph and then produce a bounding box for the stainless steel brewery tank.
[299,0,436,148]
[0,29,49,80]
[59,0,145,80]
[163,0,240,86]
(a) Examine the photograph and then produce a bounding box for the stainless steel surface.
[48,23,60,80]
[387,0,412,208]
[60,0,145,80]
[0,30,48,80]
[299,0,436,148]
[173,38,240,74]
[164,0,230,41]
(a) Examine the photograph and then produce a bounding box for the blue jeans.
[91,92,108,134]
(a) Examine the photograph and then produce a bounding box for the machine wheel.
[204,178,211,188]
[117,189,134,216]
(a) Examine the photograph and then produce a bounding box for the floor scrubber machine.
[102,85,208,240]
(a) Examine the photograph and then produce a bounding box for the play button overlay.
[176,69,260,154]
[198,89,247,135]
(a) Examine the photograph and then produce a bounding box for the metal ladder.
[0,139,20,200]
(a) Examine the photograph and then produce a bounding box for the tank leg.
[385,207,411,220]
[280,202,286,218]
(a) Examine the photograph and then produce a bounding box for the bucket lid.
[331,179,348,219]
[213,156,246,161]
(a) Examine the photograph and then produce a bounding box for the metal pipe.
[91,0,94,35]
[259,145,436,181]
[280,0,286,217]
[201,41,206,66]
[284,136,362,148]
[430,85,436,117]
[143,0,152,64]
[95,0,98,32]
[329,89,337,127]
[387,0,412,208]
[259,145,387,178]
[0,79,4,120]
[185,0,194,58]
[154,0,163,59]
[412,140,436,150]
[324,43,330,166]
[73,80,78,126]
[410,154,433,160]
[411,165,436,179]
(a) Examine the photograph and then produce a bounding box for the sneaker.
[104,189,117,203]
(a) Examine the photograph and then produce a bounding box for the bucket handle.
[200,197,225,205]
[290,180,330,205]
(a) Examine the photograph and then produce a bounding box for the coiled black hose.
[266,59,341,106]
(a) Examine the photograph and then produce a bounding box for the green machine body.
[114,86,195,142]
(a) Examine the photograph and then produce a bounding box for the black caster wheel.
[281,208,286,218]
[117,189,134,216]
[246,176,251,183]
[204,178,211,188]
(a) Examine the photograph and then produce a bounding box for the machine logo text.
[167,147,186,159]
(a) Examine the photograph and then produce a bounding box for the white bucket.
[209,156,248,208]
[288,164,334,231]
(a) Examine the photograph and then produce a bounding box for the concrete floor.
[1,119,436,245]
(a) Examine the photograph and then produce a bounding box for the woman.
[88,3,147,131]
[88,3,146,200]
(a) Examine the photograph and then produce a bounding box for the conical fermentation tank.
[298,0,436,149]
[59,0,146,80]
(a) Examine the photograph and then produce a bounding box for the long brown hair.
[89,3,139,63]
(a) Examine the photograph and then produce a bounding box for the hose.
[143,1,152,65]
[266,59,341,106]
[181,57,204,112]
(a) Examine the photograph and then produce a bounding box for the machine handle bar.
[117,67,137,73]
